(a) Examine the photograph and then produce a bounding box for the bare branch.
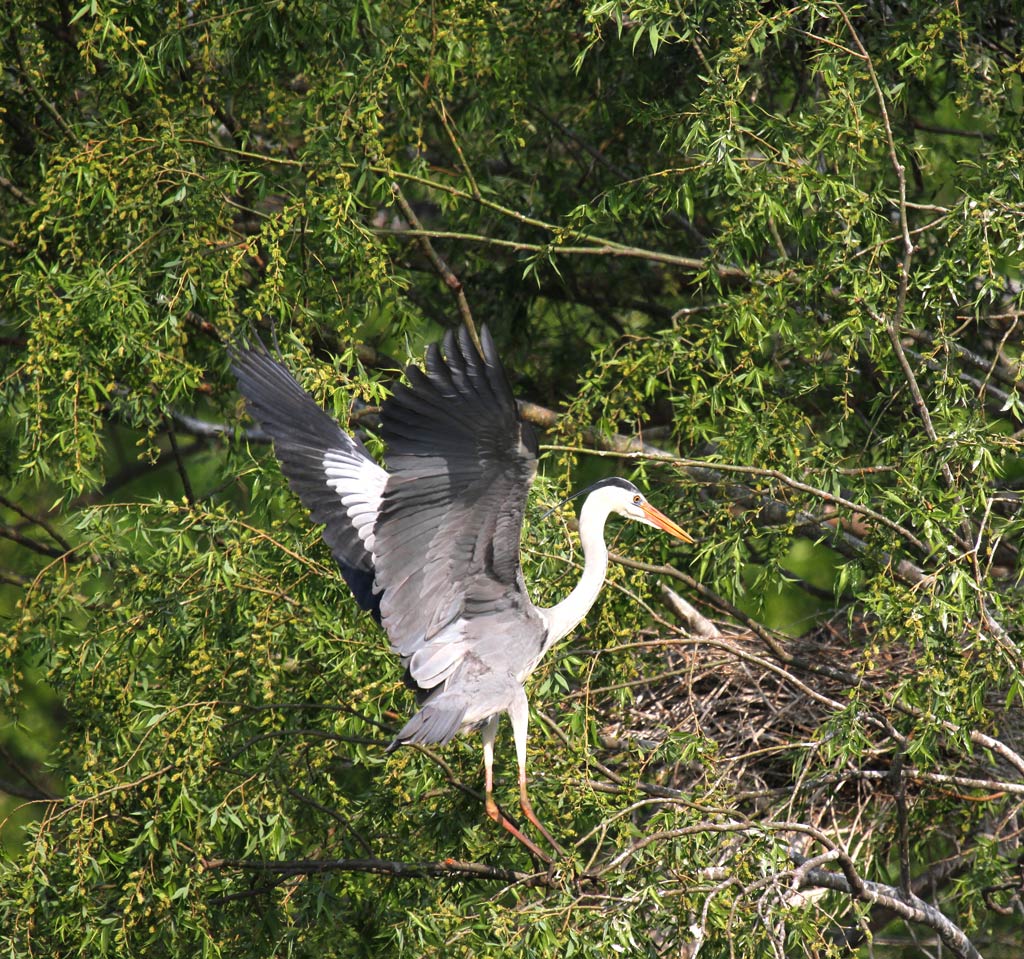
[164,416,196,506]
[433,100,481,200]
[0,776,52,801]
[0,174,33,204]
[839,10,963,510]
[0,524,66,558]
[389,181,481,353]
[7,55,80,146]
[795,855,983,959]
[374,225,741,279]
[657,584,720,639]
[187,138,748,282]
[0,568,30,588]
[170,411,267,442]
[0,493,72,553]
[201,855,543,887]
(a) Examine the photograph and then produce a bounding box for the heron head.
[606,479,694,543]
[547,477,694,543]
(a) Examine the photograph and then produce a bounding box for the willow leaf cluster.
[2,2,1023,957]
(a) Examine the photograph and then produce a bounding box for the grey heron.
[231,325,692,860]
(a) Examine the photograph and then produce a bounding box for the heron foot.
[485,794,555,864]
[518,791,567,859]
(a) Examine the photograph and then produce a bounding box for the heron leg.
[481,715,552,863]
[509,692,567,858]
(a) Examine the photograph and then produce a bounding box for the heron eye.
[632,494,642,505]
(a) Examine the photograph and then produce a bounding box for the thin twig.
[10,63,80,146]
[186,136,749,281]
[840,11,959,501]
[543,443,924,549]
[909,118,987,139]
[374,226,730,279]
[389,183,480,352]
[540,441,930,585]
[285,787,374,856]
[433,101,481,199]
[164,416,196,506]
[0,493,73,553]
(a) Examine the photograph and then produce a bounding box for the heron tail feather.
[386,696,467,752]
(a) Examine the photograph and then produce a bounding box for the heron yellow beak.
[640,502,695,544]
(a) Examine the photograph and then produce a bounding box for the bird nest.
[594,592,1015,814]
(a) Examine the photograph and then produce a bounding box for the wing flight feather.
[372,327,539,689]
[233,326,541,699]
[230,340,388,617]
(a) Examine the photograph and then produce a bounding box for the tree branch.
[201,855,543,886]
[0,524,66,558]
[170,411,267,442]
[539,440,930,586]
[795,856,982,959]
[374,226,739,279]
[164,416,195,506]
[0,493,72,553]
[0,568,30,588]
[389,181,480,352]
[840,11,963,507]
[0,174,33,204]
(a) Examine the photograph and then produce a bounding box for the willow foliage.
[2,2,1023,957]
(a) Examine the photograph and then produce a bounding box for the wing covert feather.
[372,326,540,687]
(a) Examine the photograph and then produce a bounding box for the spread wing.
[230,339,388,617]
[373,325,540,691]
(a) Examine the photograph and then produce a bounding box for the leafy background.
[1,1,1023,956]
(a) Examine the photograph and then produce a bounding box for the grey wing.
[373,325,541,691]
[230,340,388,617]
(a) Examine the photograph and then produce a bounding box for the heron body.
[231,325,692,859]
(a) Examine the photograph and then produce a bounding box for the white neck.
[539,493,612,646]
